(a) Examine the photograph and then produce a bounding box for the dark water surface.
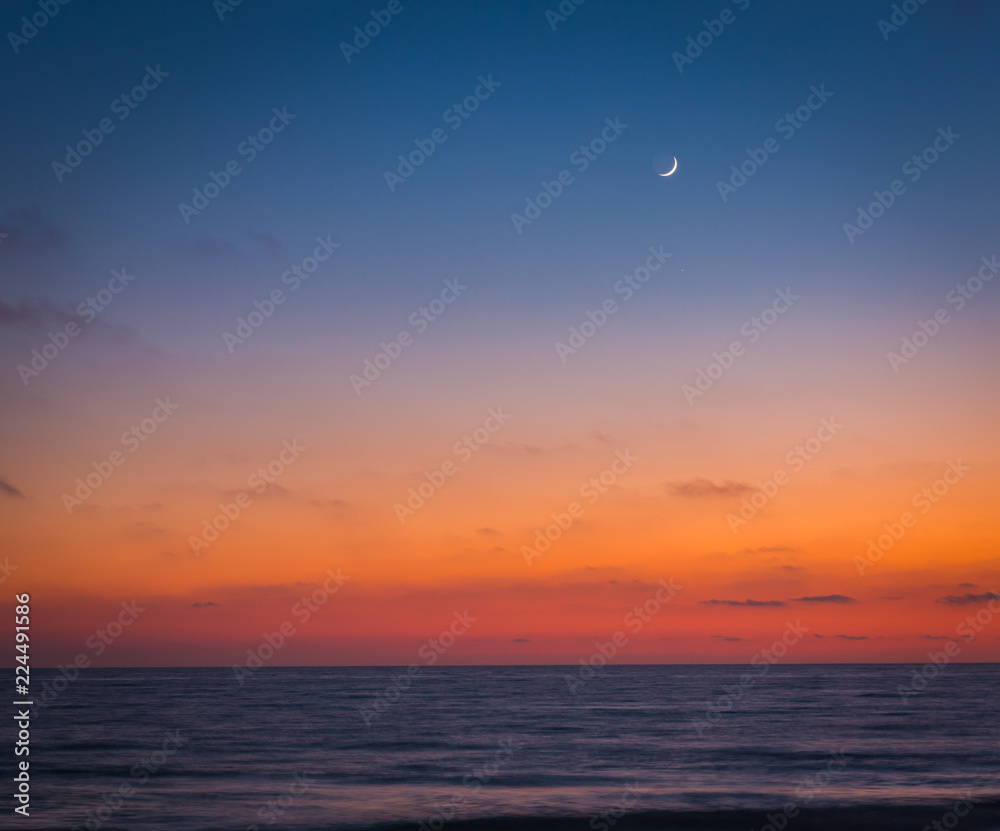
[11,665,1000,830]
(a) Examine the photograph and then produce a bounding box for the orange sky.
[3,314,999,667]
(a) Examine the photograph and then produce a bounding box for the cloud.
[0,478,26,499]
[190,601,220,608]
[0,297,132,339]
[937,592,1000,606]
[793,594,856,604]
[0,297,78,329]
[813,634,826,639]
[476,527,500,536]
[700,598,787,607]
[0,207,71,252]
[712,635,750,642]
[669,478,752,498]
[919,635,949,640]
[249,231,285,254]
[958,582,978,588]
[835,635,868,640]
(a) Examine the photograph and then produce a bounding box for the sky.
[1,0,999,667]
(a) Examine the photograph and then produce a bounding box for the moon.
[652,151,678,177]
[659,156,678,176]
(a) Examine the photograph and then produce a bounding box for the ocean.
[14,664,1000,830]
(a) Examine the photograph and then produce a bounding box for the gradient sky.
[2,0,999,667]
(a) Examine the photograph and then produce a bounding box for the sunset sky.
[2,0,998,667]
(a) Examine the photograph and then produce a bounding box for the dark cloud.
[669,478,752,498]
[712,635,750,642]
[0,297,78,329]
[835,635,868,640]
[937,592,1000,606]
[248,231,285,254]
[793,594,856,604]
[0,478,26,499]
[958,582,978,588]
[0,207,71,252]
[700,598,787,607]
[919,635,949,640]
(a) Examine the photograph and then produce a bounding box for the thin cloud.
[835,635,868,641]
[0,478,26,499]
[793,594,856,604]
[0,207,70,252]
[712,635,750,642]
[700,598,787,607]
[937,592,1000,606]
[248,231,285,254]
[190,601,220,608]
[669,478,752,498]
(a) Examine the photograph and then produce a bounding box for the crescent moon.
[659,156,678,176]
